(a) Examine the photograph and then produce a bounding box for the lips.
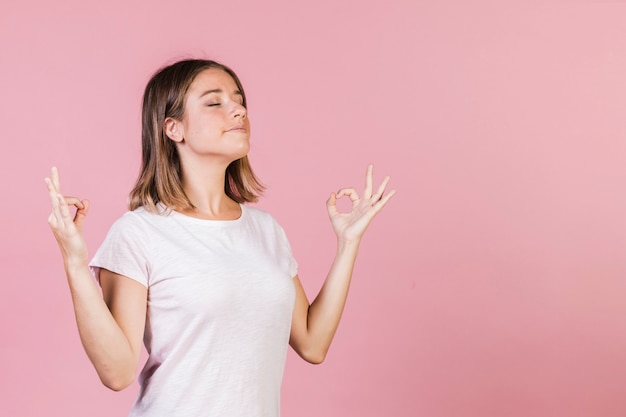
[226,124,247,133]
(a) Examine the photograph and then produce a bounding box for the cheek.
[189,117,219,136]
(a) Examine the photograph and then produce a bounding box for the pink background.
[2,1,626,416]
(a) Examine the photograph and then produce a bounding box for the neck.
[179,155,240,220]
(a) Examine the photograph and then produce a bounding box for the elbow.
[290,335,331,364]
[103,380,132,392]
[300,347,328,365]
[102,377,134,392]
[99,370,135,392]
[305,355,326,365]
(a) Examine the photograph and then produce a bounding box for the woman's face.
[173,68,250,164]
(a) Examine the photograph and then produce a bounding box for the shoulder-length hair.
[129,59,264,212]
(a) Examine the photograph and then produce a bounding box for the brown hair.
[129,59,264,212]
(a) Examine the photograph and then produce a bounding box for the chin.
[236,142,251,156]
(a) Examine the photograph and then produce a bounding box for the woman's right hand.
[45,167,91,265]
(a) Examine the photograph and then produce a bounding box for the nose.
[232,102,247,119]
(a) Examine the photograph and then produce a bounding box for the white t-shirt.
[89,204,298,417]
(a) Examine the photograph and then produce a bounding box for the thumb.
[326,192,339,217]
[74,199,90,228]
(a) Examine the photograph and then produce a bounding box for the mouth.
[226,124,247,133]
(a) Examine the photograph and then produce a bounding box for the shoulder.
[243,205,291,238]
[243,205,285,229]
[106,207,167,239]
[243,205,274,222]
[110,207,150,229]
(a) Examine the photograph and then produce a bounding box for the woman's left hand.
[326,164,396,244]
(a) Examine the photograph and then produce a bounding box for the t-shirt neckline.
[158,203,246,226]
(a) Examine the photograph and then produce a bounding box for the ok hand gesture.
[45,167,91,265]
[326,165,396,244]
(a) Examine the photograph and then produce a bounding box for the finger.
[49,193,67,227]
[47,212,58,228]
[364,164,373,198]
[64,196,85,210]
[371,176,391,201]
[81,199,90,215]
[74,199,90,228]
[372,189,397,212]
[45,178,68,228]
[336,188,360,203]
[57,193,74,225]
[326,192,339,216]
[45,178,60,209]
[59,195,89,226]
[57,194,71,221]
[51,166,61,194]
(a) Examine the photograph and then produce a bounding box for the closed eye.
[207,103,221,107]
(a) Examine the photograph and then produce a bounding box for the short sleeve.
[272,218,298,278]
[89,212,150,287]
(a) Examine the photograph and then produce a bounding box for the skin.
[45,68,396,391]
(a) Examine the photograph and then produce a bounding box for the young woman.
[45,59,395,417]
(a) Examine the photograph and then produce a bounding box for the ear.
[164,117,184,143]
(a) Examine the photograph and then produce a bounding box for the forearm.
[290,165,394,363]
[45,169,140,389]
[64,259,138,391]
[304,239,360,360]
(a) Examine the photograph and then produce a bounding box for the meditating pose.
[45,58,395,417]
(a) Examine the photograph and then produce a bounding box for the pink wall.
[2,1,626,416]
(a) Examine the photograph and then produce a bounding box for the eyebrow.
[199,89,243,98]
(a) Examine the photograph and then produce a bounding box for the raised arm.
[45,167,146,390]
[289,164,396,364]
